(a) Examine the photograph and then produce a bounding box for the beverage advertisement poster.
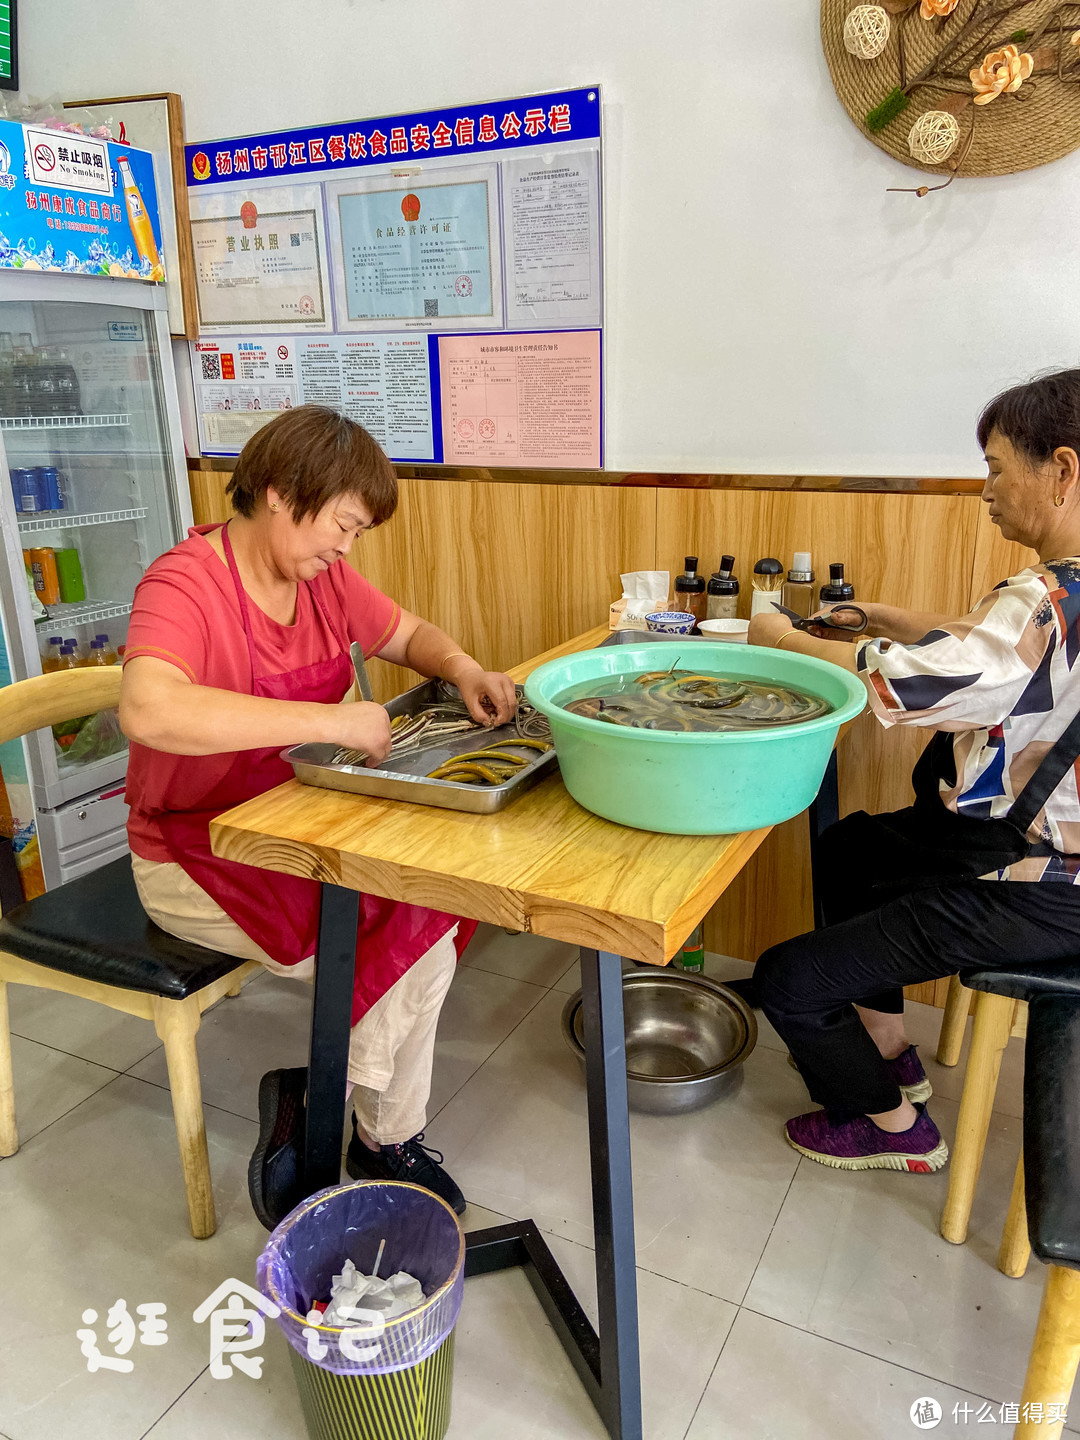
[185,86,603,467]
[0,118,164,280]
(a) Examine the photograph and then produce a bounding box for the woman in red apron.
[120,406,514,1227]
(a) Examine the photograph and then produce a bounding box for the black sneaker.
[345,1114,466,1215]
[248,1067,308,1231]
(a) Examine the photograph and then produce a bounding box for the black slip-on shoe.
[345,1114,466,1215]
[248,1067,308,1231]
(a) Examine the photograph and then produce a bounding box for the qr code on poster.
[424,299,439,318]
[200,352,221,381]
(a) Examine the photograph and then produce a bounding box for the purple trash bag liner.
[257,1180,465,1376]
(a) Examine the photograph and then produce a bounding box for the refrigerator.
[0,276,190,889]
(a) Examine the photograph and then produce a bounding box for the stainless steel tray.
[284,679,558,814]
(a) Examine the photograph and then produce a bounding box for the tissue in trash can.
[318,1259,426,1326]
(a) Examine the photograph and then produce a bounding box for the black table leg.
[465,946,643,1440]
[302,882,360,1194]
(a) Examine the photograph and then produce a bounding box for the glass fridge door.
[0,276,189,808]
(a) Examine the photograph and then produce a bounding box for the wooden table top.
[208,626,770,965]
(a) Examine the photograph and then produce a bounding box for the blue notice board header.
[186,86,600,187]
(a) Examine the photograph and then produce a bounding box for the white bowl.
[698,619,750,643]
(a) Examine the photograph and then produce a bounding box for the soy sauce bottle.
[819,562,855,607]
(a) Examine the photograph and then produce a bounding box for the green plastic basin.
[524,641,867,835]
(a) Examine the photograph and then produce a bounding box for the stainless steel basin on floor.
[561,970,758,1115]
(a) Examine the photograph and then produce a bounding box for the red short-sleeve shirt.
[124,524,400,860]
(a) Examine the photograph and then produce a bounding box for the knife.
[350,641,374,703]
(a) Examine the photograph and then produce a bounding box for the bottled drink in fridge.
[87,639,112,666]
[42,635,64,672]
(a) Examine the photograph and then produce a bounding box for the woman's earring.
[270,501,280,512]
[1055,495,1066,507]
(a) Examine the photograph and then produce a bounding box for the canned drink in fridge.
[10,467,40,513]
[34,466,63,512]
[28,547,60,605]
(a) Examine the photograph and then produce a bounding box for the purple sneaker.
[887,1045,932,1105]
[785,1104,949,1173]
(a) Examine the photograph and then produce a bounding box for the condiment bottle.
[674,556,706,622]
[678,922,705,973]
[819,562,855,607]
[782,552,815,619]
[706,555,739,621]
[750,557,784,618]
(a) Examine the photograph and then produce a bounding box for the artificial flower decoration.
[919,0,960,16]
[970,43,1034,105]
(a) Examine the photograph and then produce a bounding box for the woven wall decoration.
[822,0,1080,186]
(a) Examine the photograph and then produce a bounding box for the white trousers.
[131,856,458,1145]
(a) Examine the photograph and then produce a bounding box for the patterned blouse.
[857,560,1080,883]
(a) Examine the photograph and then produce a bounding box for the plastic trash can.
[257,1180,465,1440]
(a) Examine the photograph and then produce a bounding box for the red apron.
[154,522,474,1024]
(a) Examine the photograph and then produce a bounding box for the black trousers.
[755,858,1080,1115]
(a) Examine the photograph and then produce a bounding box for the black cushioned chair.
[937,962,1080,1276]
[0,667,259,1237]
[1011,991,1080,1438]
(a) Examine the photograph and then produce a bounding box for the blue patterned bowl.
[645,611,697,635]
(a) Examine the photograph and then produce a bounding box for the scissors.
[770,601,870,635]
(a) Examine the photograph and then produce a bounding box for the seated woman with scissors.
[747,368,1080,1174]
[119,405,516,1227]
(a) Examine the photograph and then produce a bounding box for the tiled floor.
[1,929,1074,1440]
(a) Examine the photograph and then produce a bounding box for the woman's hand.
[325,700,394,766]
[454,668,518,727]
[802,605,865,644]
[748,612,794,649]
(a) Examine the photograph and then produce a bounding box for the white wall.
[21,0,1080,476]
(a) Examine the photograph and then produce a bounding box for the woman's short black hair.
[226,404,397,523]
[977,369,1080,464]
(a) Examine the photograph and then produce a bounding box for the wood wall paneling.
[408,480,657,675]
[967,504,1038,608]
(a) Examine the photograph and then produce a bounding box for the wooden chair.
[1012,991,1080,1439]
[0,667,259,1238]
[937,961,1080,1279]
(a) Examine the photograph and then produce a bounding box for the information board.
[186,86,603,467]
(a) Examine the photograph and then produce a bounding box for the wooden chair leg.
[225,972,244,998]
[937,973,970,1067]
[0,979,17,1157]
[1014,1264,1080,1439]
[941,992,1016,1245]
[998,1152,1031,1279]
[152,995,216,1240]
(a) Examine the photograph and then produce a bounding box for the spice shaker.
[706,555,739,621]
[674,556,706,622]
[750,557,784,618]
[782,552,815,619]
[819,562,855,607]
